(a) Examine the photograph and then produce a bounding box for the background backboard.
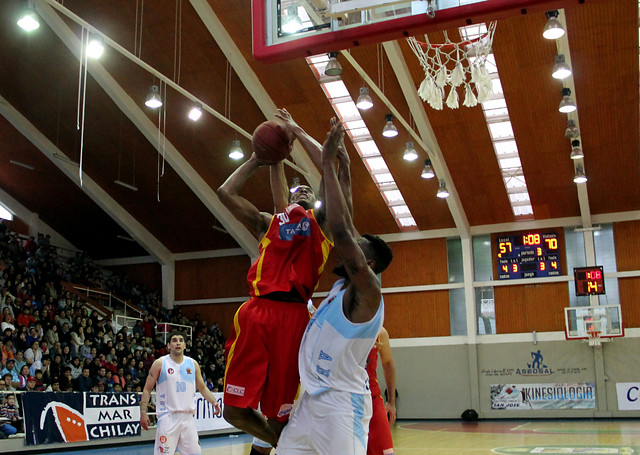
[564,305,624,340]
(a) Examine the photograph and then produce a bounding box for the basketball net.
[586,330,601,347]
[407,22,497,110]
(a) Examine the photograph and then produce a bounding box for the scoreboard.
[496,231,561,280]
[574,266,605,296]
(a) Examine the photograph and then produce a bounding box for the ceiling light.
[552,54,571,79]
[314,200,322,209]
[145,85,162,109]
[188,102,203,121]
[290,177,300,193]
[573,166,587,184]
[564,119,580,139]
[356,87,373,110]
[421,159,435,179]
[281,6,303,34]
[570,140,583,160]
[558,87,576,113]
[403,142,418,161]
[543,10,565,40]
[436,181,450,198]
[324,52,343,76]
[382,114,398,138]
[87,35,105,59]
[17,1,39,31]
[228,139,244,160]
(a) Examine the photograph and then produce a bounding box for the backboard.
[252,0,583,63]
[564,305,624,341]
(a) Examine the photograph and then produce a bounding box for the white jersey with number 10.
[156,355,197,416]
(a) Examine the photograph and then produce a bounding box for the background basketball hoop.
[586,330,601,347]
[407,21,497,110]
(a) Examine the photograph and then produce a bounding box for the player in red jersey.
[366,327,397,455]
[217,110,351,454]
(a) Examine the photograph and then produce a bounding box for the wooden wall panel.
[175,256,251,300]
[614,220,640,271]
[382,239,449,287]
[617,277,640,329]
[494,283,569,334]
[107,263,162,294]
[383,291,450,339]
[179,301,243,341]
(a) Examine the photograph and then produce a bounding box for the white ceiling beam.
[36,0,259,258]
[0,95,174,266]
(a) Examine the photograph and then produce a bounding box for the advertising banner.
[615,383,640,410]
[490,383,596,410]
[194,392,234,432]
[22,392,141,445]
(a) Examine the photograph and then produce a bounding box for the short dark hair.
[167,331,185,344]
[361,234,393,274]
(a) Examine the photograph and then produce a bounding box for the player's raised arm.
[270,161,289,213]
[194,361,221,415]
[321,120,381,322]
[217,153,272,239]
[140,358,162,431]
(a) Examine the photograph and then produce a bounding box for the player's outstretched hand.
[322,118,344,164]
[140,412,151,431]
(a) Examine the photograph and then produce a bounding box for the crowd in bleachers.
[0,221,227,437]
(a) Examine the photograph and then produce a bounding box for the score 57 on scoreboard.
[497,232,561,280]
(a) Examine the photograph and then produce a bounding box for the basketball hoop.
[407,22,497,110]
[586,330,601,347]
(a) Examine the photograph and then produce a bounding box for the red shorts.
[367,394,394,455]
[224,297,309,422]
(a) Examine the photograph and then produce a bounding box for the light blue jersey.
[299,279,384,395]
[156,355,197,417]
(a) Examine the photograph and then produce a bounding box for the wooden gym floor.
[52,419,639,455]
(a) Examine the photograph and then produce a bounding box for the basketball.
[252,120,293,164]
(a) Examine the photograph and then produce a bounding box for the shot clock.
[574,266,605,296]
[496,232,561,280]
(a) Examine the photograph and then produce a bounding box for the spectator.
[16,307,36,329]
[0,359,20,388]
[78,339,92,360]
[12,351,25,374]
[24,340,43,369]
[76,367,93,392]
[2,373,16,391]
[43,324,58,347]
[69,356,82,380]
[0,394,19,436]
[59,367,74,391]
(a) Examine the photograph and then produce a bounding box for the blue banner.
[22,392,141,446]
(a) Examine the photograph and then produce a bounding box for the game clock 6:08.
[496,232,561,280]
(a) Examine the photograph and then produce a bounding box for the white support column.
[162,262,176,310]
[462,236,480,413]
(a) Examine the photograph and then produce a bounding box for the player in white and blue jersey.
[276,120,393,455]
[140,331,221,455]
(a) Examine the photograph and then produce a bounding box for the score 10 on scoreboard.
[497,232,561,280]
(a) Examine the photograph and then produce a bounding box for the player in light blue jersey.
[276,120,393,455]
[140,331,221,455]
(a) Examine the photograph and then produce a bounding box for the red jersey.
[247,204,332,301]
[366,341,382,399]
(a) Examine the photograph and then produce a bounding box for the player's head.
[333,233,393,278]
[167,331,186,353]
[289,184,317,210]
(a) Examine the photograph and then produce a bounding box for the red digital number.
[536,247,542,256]
[586,270,602,280]
[551,261,558,269]
[523,233,541,245]
[502,265,508,273]
[512,264,518,273]
[587,281,599,292]
[545,238,558,249]
[539,262,546,271]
